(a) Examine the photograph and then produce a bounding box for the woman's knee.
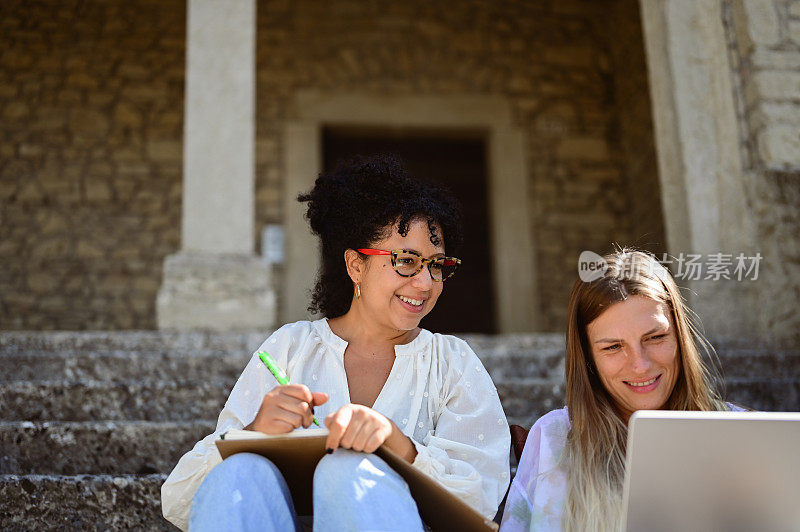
[204,453,281,490]
[315,449,376,481]
[314,449,395,494]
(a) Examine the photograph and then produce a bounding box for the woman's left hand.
[325,404,417,462]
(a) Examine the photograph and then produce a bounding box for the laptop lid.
[622,410,800,532]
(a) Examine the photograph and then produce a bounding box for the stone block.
[87,92,114,106]
[3,102,28,120]
[27,273,58,294]
[117,63,150,80]
[146,139,181,162]
[556,136,609,161]
[68,108,110,135]
[751,71,800,100]
[791,21,800,44]
[750,48,800,70]
[157,252,276,331]
[113,101,143,127]
[18,143,42,158]
[76,241,105,260]
[741,0,781,46]
[66,72,99,89]
[757,124,800,169]
[84,179,113,202]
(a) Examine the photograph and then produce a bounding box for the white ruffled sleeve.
[160,327,292,531]
[410,338,511,520]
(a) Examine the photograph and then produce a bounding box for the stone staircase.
[1,331,798,529]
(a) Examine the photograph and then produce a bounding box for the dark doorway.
[323,127,496,334]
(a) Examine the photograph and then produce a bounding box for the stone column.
[640,0,759,339]
[157,0,275,331]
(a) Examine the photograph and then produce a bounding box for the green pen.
[257,350,321,427]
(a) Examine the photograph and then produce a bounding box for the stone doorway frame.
[283,92,539,333]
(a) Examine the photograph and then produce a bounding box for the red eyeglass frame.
[356,248,461,281]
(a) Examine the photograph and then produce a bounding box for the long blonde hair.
[562,250,726,531]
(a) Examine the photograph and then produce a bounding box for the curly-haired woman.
[162,155,510,531]
[500,249,741,532]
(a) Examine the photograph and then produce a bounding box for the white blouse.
[161,319,511,531]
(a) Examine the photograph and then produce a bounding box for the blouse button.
[497,418,503,425]
[423,392,429,398]
[456,416,462,422]
[270,337,277,344]
[409,391,414,397]
[478,434,484,441]
[465,381,471,388]
[312,374,318,381]
[402,419,408,425]
[475,365,481,372]
[418,422,424,428]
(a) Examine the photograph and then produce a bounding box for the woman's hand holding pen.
[325,404,418,463]
[248,384,329,434]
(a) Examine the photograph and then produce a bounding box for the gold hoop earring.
[355,282,361,298]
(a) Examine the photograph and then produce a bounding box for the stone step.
[0,378,560,422]
[0,349,566,384]
[0,330,267,356]
[0,349,252,383]
[0,421,214,476]
[4,376,799,476]
[3,375,798,425]
[0,473,173,530]
[2,342,797,386]
[1,380,234,422]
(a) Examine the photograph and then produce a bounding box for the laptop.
[622,410,800,532]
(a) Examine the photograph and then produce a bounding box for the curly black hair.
[298,154,464,318]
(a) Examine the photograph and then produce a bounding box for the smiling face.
[586,295,681,422]
[357,219,445,333]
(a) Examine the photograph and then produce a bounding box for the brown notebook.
[216,429,498,531]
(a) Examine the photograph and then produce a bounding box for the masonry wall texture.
[726,0,800,343]
[254,0,659,332]
[1,0,660,331]
[3,0,796,336]
[0,0,185,330]
[606,0,666,257]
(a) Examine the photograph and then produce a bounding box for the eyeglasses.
[357,249,461,281]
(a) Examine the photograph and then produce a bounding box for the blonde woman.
[500,250,741,531]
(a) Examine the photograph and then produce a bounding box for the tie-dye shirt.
[500,408,570,531]
[500,403,746,531]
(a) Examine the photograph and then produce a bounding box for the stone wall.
[606,0,666,257]
[254,0,656,331]
[0,0,185,329]
[727,0,800,343]
[1,0,662,331]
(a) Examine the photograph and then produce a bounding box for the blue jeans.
[190,450,425,532]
